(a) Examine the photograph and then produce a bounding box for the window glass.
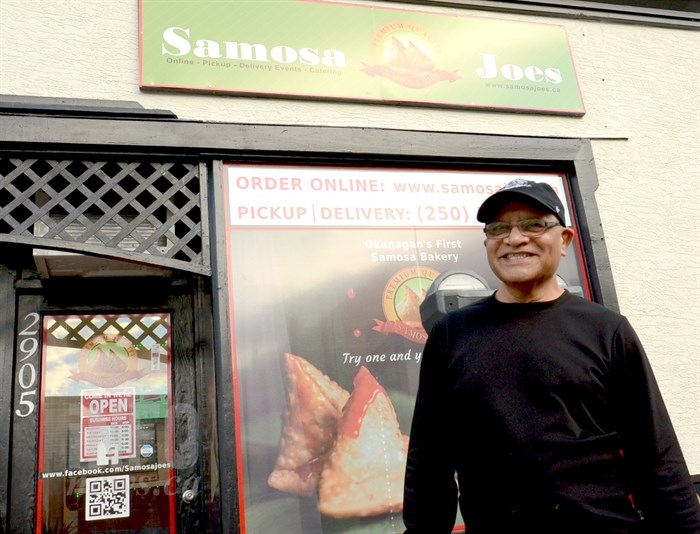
[223,165,589,533]
[37,313,175,534]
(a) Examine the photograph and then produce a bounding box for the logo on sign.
[372,266,439,343]
[362,21,460,89]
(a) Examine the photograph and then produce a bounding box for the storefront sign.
[140,0,585,115]
[222,165,584,533]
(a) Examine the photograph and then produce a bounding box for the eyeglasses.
[483,219,561,240]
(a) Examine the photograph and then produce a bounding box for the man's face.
[483,201,573,293]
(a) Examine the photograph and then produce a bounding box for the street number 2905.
[15,312,40,417]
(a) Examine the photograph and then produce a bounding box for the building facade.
[1,1,698,533]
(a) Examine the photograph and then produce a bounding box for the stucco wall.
[1,1,698,471]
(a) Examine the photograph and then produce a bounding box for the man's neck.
[495,282,565,303]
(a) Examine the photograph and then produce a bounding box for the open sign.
[83,395,134,415]
[80,387,136,462]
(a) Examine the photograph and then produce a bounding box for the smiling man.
[403,180,700,533]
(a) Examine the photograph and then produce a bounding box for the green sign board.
[139,0,585,115]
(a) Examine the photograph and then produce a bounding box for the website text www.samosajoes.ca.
[40,463,172,478]
[392,182,503,194]
[485,82,562,93]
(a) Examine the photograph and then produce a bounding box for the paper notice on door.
[80,387,136,463]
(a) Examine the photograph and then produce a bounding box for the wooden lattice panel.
[0,156,208,273]
[45,313,170,350]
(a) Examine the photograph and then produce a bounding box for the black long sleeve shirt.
[403,291,700,533]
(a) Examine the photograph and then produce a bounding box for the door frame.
[2,265,219,534]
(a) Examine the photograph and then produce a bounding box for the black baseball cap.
[477,179,566,226]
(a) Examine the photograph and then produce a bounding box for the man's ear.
[561,227,575,255]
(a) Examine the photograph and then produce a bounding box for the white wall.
[1,1,698,471]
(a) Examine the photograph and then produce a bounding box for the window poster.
[223,165,587,533]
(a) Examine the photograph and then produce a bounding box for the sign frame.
[139,0,586,115]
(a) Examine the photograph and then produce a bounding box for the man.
[403,180,700,533]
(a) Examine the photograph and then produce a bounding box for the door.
[7,275,214,534]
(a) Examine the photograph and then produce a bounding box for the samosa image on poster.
[267,353,350,496]
[318,366,409,518]
[268,355,409,517]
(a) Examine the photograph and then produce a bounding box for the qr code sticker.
[85,475,130,521]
